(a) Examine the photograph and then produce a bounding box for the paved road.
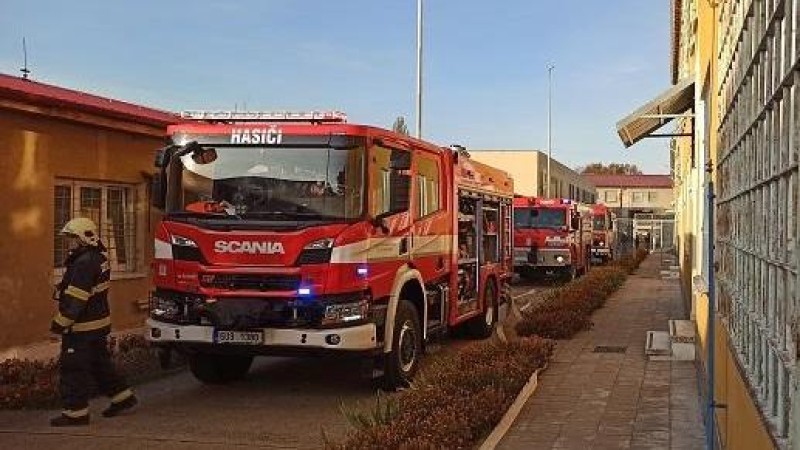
[509,275,558,312]
[0,279,556,449]
[0,356,374,449]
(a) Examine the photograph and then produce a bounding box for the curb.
[478,364,546,450]
[0,327,146,363]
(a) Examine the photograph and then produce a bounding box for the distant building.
[468,150,596,203]
[583,174,673,218]
[0,73,176,352]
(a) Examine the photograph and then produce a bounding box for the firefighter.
[50,218,138,427]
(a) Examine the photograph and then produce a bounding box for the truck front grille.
[200,274,300,292]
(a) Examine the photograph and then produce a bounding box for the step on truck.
[589,203,616,264]
[146,111,515,389]
[512,197,593,281]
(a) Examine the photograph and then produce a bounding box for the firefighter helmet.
[61,217,100,247]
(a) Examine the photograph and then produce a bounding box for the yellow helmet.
[61,217,100,247]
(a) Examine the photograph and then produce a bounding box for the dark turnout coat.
[51,245,112,337]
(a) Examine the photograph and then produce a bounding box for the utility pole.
[546,64,554,197]
[415,0,423,139]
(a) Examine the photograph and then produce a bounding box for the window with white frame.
[54,180,140,273]
[647,191,658,202]
[604,190,618,203]
[632,191,645,203]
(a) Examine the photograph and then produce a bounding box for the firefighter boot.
[50,412,90,427]
[102,394,138,418]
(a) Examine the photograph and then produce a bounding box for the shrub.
[515,265,629,340]
[614,248,649,274]
[0,359,59,409]
[329,337,554,450]
[0,333,180,410]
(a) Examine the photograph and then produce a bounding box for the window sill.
[51,271,148,283]
[111,272,148,281]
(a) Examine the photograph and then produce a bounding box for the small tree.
[578,163,642,175]
[392,116,409,135]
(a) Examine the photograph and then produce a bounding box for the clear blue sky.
[0,0,672,173]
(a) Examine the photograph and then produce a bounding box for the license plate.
[214,330,264,345]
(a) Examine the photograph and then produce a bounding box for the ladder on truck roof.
[180,110,348,123]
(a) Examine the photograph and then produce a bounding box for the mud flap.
[362,354,386,380]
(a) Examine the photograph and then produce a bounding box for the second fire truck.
[146,111,514,389]
[513,197,593,280]
[589,203,616,263]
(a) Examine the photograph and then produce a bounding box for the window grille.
[715,0,799,437]
[54,180,141,274]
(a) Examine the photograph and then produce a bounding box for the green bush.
[329,337,554,450]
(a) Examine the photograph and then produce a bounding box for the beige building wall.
[596,187,674,211]
[469,150,596,202]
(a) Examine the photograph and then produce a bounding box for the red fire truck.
[589,204,616,263]
[146,111,514,389]
[512,197,592,281]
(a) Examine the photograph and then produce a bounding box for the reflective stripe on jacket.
[51,246,112,336]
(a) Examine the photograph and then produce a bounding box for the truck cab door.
[410,150,449,280]
[367,142,412,280]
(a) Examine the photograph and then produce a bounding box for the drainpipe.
[705,160,717,450]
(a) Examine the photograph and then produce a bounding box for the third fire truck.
[513,197,593,280]
[145,111,514,389]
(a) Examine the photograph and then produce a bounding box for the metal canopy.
[616,77,695,148]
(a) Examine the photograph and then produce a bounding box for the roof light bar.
[180,110,348,123]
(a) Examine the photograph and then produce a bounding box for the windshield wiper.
[242,211,342,221]
[169,210,243,220]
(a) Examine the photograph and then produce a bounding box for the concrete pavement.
[497,253,706,450]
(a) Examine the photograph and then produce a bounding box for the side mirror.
[184,141,217,165]
[570,215,581,230]
[155,149,168,168]
[151,174,166,210]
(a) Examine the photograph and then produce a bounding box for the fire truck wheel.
[466,281,497,339]
[189,353,253,385]
[381,300,421,390]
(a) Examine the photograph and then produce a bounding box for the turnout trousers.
[59,333,132,415]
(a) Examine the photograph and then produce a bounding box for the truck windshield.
[592,216,607,230]
[170,146,364,221]
[514,207,566,229]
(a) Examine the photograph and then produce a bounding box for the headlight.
[304,238,334,250]
[322,299,369,326]
[600,241,606,247]
[171,235,198,247]
[555,256,565,263]
[297,238,334,265]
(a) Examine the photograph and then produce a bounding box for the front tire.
[189,353,253,384]
[381,300,422,390]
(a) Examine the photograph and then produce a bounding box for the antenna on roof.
[20,37,31,80]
